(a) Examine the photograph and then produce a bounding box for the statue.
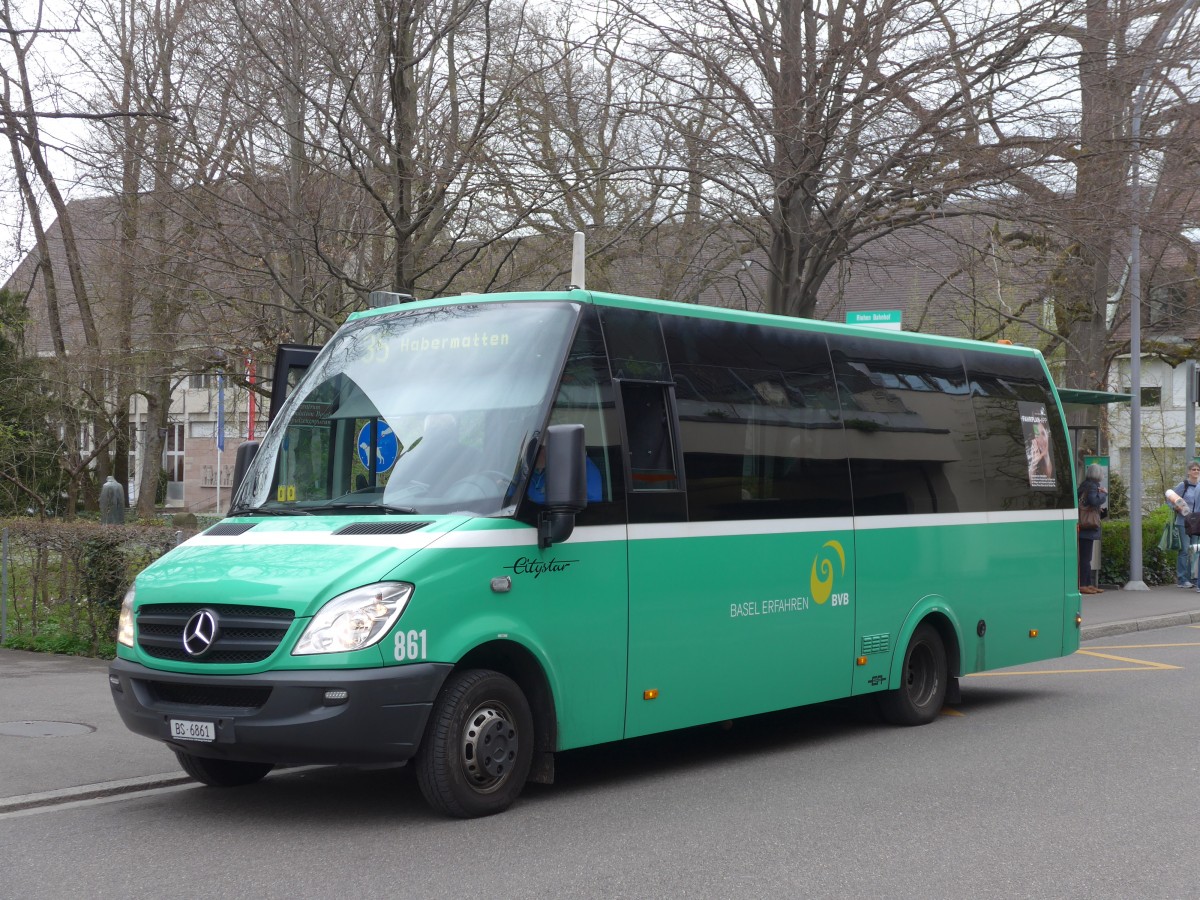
[99,475,126,525]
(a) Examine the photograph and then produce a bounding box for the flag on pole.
[217,374,225,452]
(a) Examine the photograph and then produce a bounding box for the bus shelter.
[1057,387,1133,587]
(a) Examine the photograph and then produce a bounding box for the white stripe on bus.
[185,509,1071,550]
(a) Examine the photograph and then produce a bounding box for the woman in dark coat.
[1077,463,1107,594]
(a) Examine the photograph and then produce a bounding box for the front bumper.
[108,658,452,765]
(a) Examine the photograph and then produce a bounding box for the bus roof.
[348,288,1047,361]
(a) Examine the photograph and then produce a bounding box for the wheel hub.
[906,644,938,705]
[461,706,518,786]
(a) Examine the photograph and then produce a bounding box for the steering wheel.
[445,471,510,499]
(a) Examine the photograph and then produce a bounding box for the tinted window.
[964,349,1072,511]
[622,381,680,492]
[600,307,670,381]
[522,307,626,525]
[663,316,852,520]
[829,335,986,516]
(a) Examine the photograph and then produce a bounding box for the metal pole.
[1128,139,1146,587]
[1,528,8,644]
[1126,0,1200,590]
[1187,360,1196,466]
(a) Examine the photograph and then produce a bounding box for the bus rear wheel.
[416,669,534,818]
[174,751,273,787]
[878,623,947,726]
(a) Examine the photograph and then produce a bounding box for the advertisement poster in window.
[1019,401,1056,490]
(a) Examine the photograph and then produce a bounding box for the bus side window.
[661,315,852,521]
[964,349,1072,511]
[828,335,985,516]
[621,382,680,492]
[536,306,625,524]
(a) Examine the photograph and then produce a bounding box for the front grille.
[137,603,295,664]
[147,681,272,710]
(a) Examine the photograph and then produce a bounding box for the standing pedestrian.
[1077,464,1106,594]
[1169,462,1200,588]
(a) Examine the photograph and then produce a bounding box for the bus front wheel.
[416,669,534,818]
[877,623,947,726]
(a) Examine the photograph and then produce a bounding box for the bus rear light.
[1076,614,1083,628]
[856,657,867,666]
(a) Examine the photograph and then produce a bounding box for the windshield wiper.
[229,505,314,516]
[311,501,420,515]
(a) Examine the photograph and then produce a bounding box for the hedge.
[0,519,194,658]
[1097,504,1177,587]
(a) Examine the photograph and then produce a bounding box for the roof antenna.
[567,231,585,291]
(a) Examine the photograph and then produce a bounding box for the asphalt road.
[2,625,1199,898]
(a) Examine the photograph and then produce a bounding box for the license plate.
[169,718,215,742]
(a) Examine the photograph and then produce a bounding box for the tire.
[877,623,948,726]
[415,669,534,818]
[174,750,273,787]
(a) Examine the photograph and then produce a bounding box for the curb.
[1081,610,1200,641]
[0,773,192,814]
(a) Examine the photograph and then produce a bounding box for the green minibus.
[109,282,1081,817]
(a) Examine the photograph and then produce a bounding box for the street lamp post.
[1126,0,1200,590]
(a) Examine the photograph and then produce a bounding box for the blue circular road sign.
[357,421,399,473]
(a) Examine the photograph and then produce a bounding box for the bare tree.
[479,4,748,300]
[214,0,545,321]
[612,0,1077,319]
[0,0,126,515]
[947,0,1200,393]
[74,0,267,515]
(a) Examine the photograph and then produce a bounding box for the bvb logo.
[810,540,846,604]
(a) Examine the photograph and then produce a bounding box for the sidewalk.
[2,583,1198,809]
[1080,580,1200,639]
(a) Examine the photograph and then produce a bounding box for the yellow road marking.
[967,648,1182,677]
[939,708,965,716]
[1075,650,1181,670]
[1088,642,1200,650]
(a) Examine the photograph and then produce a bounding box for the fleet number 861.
[394,629,428,662]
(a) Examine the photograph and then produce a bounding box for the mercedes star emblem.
[182,609,220,657]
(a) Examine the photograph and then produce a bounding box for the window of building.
[1149,285,1187,326]
[164,423,185,482]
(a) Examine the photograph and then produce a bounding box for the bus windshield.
[233,302,579,516]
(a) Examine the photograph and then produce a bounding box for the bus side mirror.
[230,440,260,501]
[539,424,587,549]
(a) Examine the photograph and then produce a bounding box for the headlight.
[117,587,136,647]
[293,582,413,655]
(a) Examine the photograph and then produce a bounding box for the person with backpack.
[1077,464,1107,594]
[1169,462,1200,587]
